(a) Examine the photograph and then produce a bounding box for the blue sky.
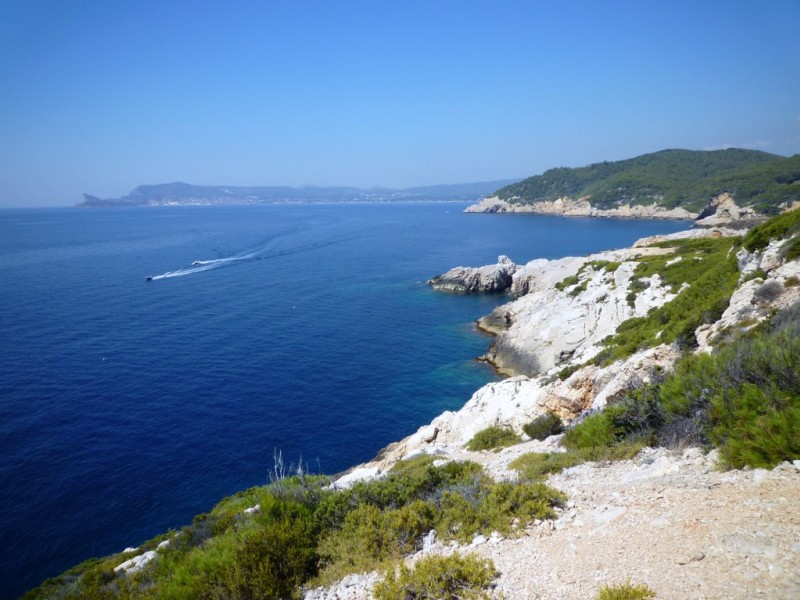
[1,0,798,207]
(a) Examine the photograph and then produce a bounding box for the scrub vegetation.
[25,457,564,599]
[562,302,800,469]
[465,426,521,451]
[594,581,657,600]
[495,148,800,214]
[595,236,740,364]
[373,553,499,600]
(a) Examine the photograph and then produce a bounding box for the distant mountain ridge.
[78,179,522,207]
[491,149,800,215]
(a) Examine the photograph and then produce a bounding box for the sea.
[0,203,688,597]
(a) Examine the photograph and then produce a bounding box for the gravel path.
[472,448,800,599]
[306,448,800,599]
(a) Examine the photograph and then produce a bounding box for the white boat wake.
[145,235,356,282]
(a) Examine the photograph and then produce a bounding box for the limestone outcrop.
[319,222,800,600]
[695,192,762,227]
[427,255,518,294]
[696,239,800,350]
[464,196,697,220]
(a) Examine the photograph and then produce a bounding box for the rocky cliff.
[313,220,800,599]
[464,196,698,220]
[427,255,518,294]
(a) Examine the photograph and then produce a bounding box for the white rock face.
[480,256,674,376]
[695,193,760,227]
[478,227,743,376]
[114,550,157,576]
[697,240,800,351]
[303,572,379,600]
[428,255,518,294]
[464,196,697,220]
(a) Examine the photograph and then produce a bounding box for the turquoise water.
[0,203,688,597]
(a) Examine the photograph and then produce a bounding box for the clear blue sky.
[1,0,798,207]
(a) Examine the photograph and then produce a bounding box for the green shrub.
[465,426,521,451]
[595,580,657,599]
[568,279,589,297]
[753,280,782,304]
[782,235,800,261]
[522,413,565,440]
[657,305,800,467]
[557,364,581,380]
[318,500,436,580]
[785,275,800,287]
[742,269,768,283]
[509,452,583,480]
[226,514,318,599]
[374,553,498,600]
[597,237,740,363]
[625,277,650,307]
[743,206,800,251]
[555,274,580,292]
[562,413,617,449]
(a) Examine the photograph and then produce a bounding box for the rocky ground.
[306,447,800,599]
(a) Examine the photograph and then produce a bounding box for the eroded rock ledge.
[464,196,697,220]
[464,193,775,228]
[427,255,518,294]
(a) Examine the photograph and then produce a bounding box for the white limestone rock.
[428,255,518,294]
[114,550,157,577]
[464,196,697,220]
[695,193,761,227]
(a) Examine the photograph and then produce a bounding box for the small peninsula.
[465,148,800,225]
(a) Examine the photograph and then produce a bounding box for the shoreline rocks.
[464,193,775,228]
[464,196,698,220]
[427,255,518,294]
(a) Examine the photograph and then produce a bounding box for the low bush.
[596,237,740,364]
[783,235,800,261]
[595,580,657,599]
[509,452,583,480]
[373,553,498,600]
[743,206,800,251]
[522,413,565,440]
[555,274,580,291]
[557,364,581,380]
[510,444,645,483]
[658,309,800,467]
[753,279,782,304]
[562,413,616,449]
[465,426,521,451]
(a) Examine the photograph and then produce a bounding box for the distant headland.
[464,148,800,223]
[77,180,522,207]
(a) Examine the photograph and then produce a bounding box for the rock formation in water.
[427,255,518,294]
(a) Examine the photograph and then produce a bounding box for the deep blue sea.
[0,203,688,597]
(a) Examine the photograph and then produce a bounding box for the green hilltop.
[495,148,800,214]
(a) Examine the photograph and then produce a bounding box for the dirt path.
[470,448,800,599]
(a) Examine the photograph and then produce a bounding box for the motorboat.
[145,275,154,281]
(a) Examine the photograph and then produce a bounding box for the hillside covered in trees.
[494,149,800,214]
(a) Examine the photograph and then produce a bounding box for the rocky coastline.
[41,217,800,599]
[307,222,800,599]
[464,193,769,229]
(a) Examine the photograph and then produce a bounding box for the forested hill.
[494,149,800,214]
[78,179,521,207]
